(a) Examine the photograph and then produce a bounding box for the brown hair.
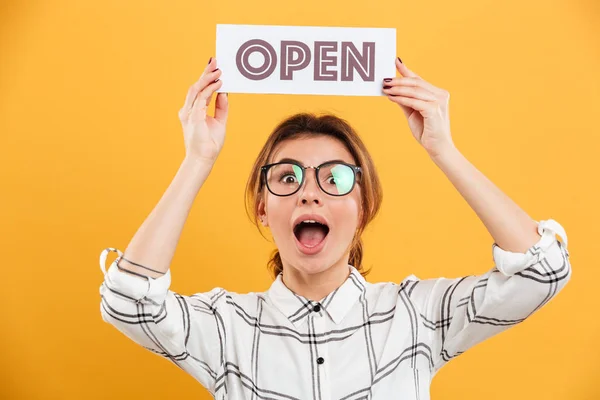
[244,112,383,279]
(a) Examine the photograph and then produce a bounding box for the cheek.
[334,198,361,235]
[266,197,294,232]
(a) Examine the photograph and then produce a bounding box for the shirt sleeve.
[98,249,226,394]
[404,219,571,373]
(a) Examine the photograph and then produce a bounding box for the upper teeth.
[304,220,318,223]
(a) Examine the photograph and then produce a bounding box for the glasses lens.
[266,163,304,195]
[319,163,355,195]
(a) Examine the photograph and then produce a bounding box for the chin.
[287,243,347,276]
[292,256,334,275]
[276,231,350,275]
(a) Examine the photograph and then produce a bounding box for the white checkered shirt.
[99,219,570,399]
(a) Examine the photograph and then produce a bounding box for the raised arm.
[114,57,228,278]
[99,57,229,393]
[385,59,571,372]
[383,57,563,254]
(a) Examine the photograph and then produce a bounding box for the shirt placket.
[312,303,330,400]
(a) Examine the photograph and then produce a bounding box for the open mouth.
[293,220,330,249]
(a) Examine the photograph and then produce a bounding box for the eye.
[279,173,298,184]
[325,175,336,185]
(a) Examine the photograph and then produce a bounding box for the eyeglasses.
[260,160,362,197]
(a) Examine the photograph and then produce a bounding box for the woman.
[99,56,571,399]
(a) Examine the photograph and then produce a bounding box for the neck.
[281,256,351,301]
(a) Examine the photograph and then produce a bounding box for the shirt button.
[317,357,325,365]
[313,305,321,312]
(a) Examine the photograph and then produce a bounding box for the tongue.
[298,225,327,247]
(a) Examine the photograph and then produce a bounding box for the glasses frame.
[260,160,362,197]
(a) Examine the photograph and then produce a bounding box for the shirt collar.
[267,265,367,327]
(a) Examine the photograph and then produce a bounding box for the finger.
[189,79,223,121]
[181,56,218,106]
[384,76,439,94]
[387,95,437,114]
[202,57,217,82]
[196,79,223,110]
[201,69,222,107]
[207,56,216,71]
[188,96,207,121]
[382,85,437,101]
[385,95,423,119]
[205,57,220,105]
[182,68,222,112]
[182,58,214,108]
[396,57,420,78]
[214,92,229,123]
[206,71,221,106]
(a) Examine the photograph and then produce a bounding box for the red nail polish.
[383,78,392,82]
[213,68,219,72]
[383,86,391,89]
[397,56,403,64]
[208,57,212,65]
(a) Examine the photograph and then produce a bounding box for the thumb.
[214,92,229,123]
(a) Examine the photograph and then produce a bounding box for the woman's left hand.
[383,58,455,158]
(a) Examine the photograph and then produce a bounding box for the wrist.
[183,156,216,171]
[180,156,215,189]
[429,144,462,167]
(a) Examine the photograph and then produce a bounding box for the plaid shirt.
[99,219,570,400]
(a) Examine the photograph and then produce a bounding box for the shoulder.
[357,275,423,308]
[364,274,458,306]
[187,287,267,311]
[364,274,422,295]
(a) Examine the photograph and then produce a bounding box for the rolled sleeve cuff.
[99,247,171,304]
[492,219,568,276]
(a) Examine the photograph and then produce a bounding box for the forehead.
[270,135,356,165]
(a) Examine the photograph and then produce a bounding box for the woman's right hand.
[178,57,229,164]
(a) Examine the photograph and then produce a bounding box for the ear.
[257,197,268,227]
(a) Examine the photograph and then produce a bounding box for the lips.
[292,214,330,255]
[292,214,330,229]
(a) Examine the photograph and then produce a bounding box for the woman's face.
[258,135,362,276]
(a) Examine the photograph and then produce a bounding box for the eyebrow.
[274,158,349,165]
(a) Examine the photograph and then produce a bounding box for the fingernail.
[214,78,220,83]
[383,86,391,89]
[212,68,219,72]
[383,78,392,82]
[397,56,403,64]
[208,57,212,65]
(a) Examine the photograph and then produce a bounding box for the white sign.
[215,24,397,96]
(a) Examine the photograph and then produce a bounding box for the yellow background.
[1,0,598,399]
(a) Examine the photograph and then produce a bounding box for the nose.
[298,168,322,205]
